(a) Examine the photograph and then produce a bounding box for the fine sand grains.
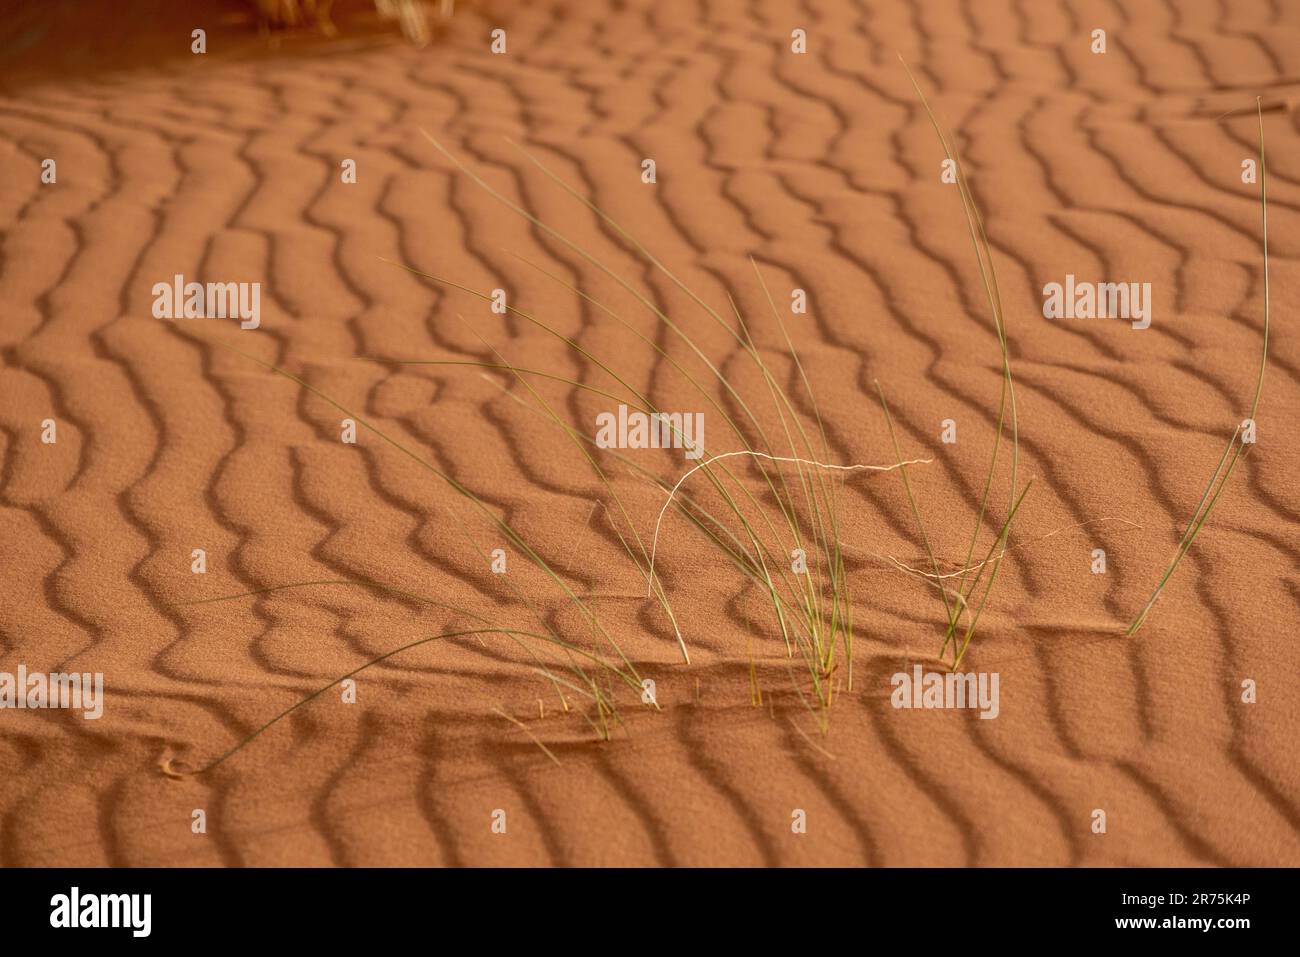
[0,0,1297,866]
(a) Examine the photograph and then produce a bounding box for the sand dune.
[0,0,1298,866]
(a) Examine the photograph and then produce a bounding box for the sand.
[0,0,1297,867]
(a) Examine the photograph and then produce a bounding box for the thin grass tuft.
[1126,98,1270,636]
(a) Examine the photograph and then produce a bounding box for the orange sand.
[0,0,1297,866]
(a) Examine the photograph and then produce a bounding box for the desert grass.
[398,130,934,721]
[168,334,655,775]
[176,63,1050,770]
[1126,99,1271,636]
[891,58,1028,671]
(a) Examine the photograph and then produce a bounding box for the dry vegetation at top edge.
[249,0,456,44]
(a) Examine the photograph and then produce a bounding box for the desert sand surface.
[0,0,1298,867]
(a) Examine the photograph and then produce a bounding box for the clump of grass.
[178,61,1048,769]
[1126,99,1270,636]
[888,58,1030,671]
[394,131,940,726]
[167,333,656,776]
